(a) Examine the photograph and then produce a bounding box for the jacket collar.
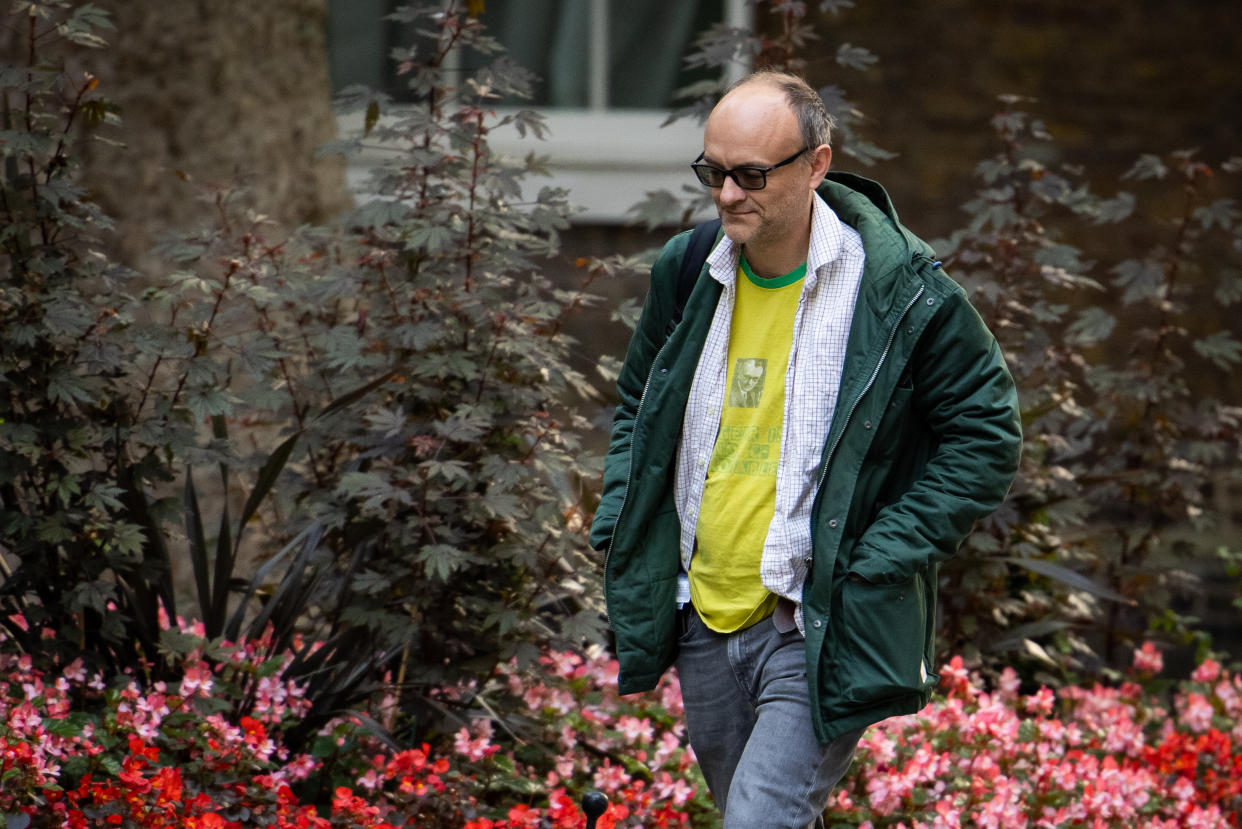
[817,173,935,321]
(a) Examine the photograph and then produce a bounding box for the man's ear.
[809,144,832,187]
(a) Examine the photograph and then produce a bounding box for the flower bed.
[830,649,1242,828]
[1,613,1239,827]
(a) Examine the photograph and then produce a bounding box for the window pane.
[326,0,725,109]
[606,0,721,108]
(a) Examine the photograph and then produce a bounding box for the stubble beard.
[718,189,807,257]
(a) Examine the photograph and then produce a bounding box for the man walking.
[589,70,1021,827]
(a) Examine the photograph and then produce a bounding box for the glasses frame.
[690,146,810,191]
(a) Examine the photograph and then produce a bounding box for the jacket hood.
[817,172,936,264]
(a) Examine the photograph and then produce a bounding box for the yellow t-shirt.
[690,256,805,632]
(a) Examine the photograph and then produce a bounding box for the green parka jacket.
[589,172,1022,742]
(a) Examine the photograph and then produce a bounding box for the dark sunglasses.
[690,147,810,191]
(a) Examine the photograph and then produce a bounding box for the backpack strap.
[666,218,722,337]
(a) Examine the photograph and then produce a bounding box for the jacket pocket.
[836,571,930,704]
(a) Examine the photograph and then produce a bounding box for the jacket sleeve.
[588,235,688,551]
[848,288,1022,583]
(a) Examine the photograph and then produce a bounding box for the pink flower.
[1024,687,1055,716]
[866,770,910,816]
[1179,692,1214,732]
[1132,641,1164,675]
[180,660,214,698]
[996,667,1021,701]
[283,753,319,781]
[1183,805,1228,829]
[1191,658,1221,683]
[355,767,383,790]
[454,721,498,761]
[542,650,582,678]
[941,656,973,697]
[61,659,86,683]
[9,701,41,732]
[616,715,654,745]
[592,758,631,792]
[652,771,695,806]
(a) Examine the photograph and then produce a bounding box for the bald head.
[704,81,803,165]
[723,71,835,151]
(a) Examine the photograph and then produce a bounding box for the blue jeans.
[675,604,864,829]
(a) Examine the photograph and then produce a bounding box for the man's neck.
[742,227,811,280]
[740,201,815,279]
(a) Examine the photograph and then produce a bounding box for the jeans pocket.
[838,572,929,704]
[676,604,697,644]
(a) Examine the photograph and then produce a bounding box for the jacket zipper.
[815,284,926,494]
[603,335,675,622]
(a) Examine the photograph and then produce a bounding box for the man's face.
[738,361,763,392]
[701,83,824,253]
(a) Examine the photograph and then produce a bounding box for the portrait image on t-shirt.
[728,358,766,408]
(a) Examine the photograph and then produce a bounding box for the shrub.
[1,0,620,740]
[825,645,1242,827]
[937,103,1242,676]
[2,610,1240,828]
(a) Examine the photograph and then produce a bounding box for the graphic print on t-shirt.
[709,423,781,478]
[727,357,766,408]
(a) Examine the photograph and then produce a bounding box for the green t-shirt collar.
[739,253,807,289]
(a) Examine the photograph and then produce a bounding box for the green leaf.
[234,431,298,546]
[1123,154,1168,181]
[405,223,456,253]
[836,43,878,71]
[35,516,73,544]
[1193,198,1239,231]
[1001,557,1135,604]
[1192,331,1242,370]
[83,483,126,512]
[625,188,692,232]
[46,368,95,405]
[1066,307,1116,346]
[319,371,398,421]
[418,544,468,582]
[419,460,472,486]
[98,754,122,776]
[1092,192,1135,224]
[185,470,214,630]
[1111,259,1165,305]
[224,521,324,642]
[43,712,91,738]
[1215,271,1242,306]
[159,627,204,656]
[108,521,145,557]
[991,618,1076,652]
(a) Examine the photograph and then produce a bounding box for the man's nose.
[719,175,746,204]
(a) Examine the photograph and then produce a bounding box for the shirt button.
[828,519,838,528]
[813,619,823,628]
[697,456,706,467]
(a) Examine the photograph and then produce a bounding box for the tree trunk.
[79,0,351,269]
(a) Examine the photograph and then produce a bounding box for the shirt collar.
[703,191,847,290]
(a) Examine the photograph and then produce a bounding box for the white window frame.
[341,0,752,225]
